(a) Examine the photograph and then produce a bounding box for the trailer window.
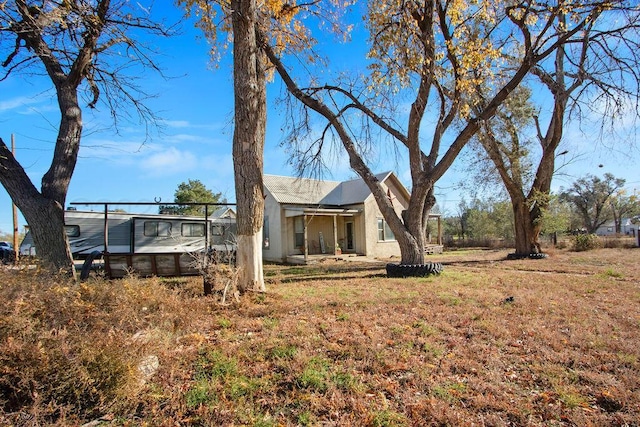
[144,221,172,237]
[65,225,80,237]
[182,223,205,237]
[211,225,224,236]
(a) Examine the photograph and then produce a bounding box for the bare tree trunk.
[25,201,73,272]
[231,0,266,293]
[0,133,77,277]
[512,200,542,255]
[613,210,621,234]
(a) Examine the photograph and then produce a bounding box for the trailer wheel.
[80,250,104,281]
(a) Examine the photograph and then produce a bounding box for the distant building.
[595,218,639,237]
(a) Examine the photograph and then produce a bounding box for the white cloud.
[0,93,55,115]
[163,119,231,133]
[0,96,35,112]
[139,147,198,175]
[168,133,212,143]
[164,120,191,128]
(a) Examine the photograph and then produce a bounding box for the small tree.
[537,194,572,244]
[160,180,223,216]
[462,198,514,242]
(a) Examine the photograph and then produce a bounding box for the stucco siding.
[362,181,408,259]
[263,191,285,262]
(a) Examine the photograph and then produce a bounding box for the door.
[345,221,355,251]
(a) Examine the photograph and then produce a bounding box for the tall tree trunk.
[512,199,542,255]
[24,200,72,272]
[232,0,266,293]
[0,140,74,273]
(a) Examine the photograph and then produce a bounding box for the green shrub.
[572,234,601,251]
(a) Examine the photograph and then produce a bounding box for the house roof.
[209,206,236,219]
[263,172,396,206]
[263,175,340,205]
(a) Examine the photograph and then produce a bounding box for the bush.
[572,234,602,251]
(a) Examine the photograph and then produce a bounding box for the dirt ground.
[1,247,639,426]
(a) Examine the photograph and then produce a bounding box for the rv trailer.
[20,209,237,277]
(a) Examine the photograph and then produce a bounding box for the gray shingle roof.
[264,172,393,206]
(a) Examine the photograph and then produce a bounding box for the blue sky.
[1,4,639,234]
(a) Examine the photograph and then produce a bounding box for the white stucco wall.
[262,191,285,262]
[362,180,408,259]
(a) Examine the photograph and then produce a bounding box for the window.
[377,218,395,241]
[211,225,224,236]
[65,225,80,237]
[263,216,270,249]
[144,221,171,237]
[294,217,304,248]
[182,222,205,237]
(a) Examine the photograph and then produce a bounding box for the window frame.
[263,216,270,249]
[181,222,206,237]
[377,218,395,242]
[65,225,80,237]
[144,221,172,237]
[294,217,304,248]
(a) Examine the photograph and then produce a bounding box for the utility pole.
[11,134,19,264]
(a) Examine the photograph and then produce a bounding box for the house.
[262,172,442,264]
[595,218,639,237]
[210,206,236,220]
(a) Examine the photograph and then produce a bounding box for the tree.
[471,85,544,253]
[160,180,223,216]
[261,0,604,266]
[456,198,514,242]
[609,190,640,234]
[560,173,625,233]
[0,1,172,276]
[472,3,640,256]
[178,0,348,292]
[179,0,267,292]
[229,0,268,293]
[537,194,572,241]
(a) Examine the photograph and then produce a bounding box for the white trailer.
[19,209,236,260]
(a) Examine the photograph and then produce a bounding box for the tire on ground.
[386,262,443,277]
[507,252,548,260]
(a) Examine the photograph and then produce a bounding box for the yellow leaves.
[265,0,299,23]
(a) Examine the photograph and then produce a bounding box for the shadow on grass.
[269,271,388,285]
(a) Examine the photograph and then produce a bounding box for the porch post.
[333,215,338,255]
[438,216,442,245]
[303,214,308,262]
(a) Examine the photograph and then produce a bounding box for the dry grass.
[1,248,639,426]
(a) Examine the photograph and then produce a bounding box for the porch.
[284,207,361,264]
